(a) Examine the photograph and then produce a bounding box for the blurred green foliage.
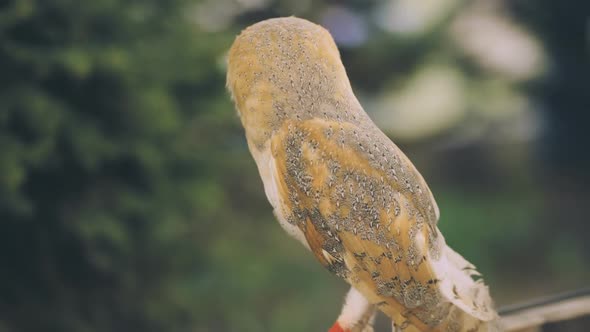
[0,0,588,331]
[0,0,235,330]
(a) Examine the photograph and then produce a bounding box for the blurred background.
[0,0,588,331]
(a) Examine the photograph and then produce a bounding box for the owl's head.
[226,17,354,148]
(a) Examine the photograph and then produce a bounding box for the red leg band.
[328,322,349,332]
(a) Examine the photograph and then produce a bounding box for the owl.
[226,17,499,332]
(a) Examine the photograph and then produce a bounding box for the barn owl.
[226,17,500,332]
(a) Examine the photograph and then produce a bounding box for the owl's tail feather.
[499,288,590,331]
[431,244,500,331]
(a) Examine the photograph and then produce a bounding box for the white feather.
[250,142,310,250]
[338,287,372,328]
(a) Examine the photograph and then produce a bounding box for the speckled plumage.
[227,17,500,332]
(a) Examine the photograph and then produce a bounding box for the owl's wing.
[264,118,499,331]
